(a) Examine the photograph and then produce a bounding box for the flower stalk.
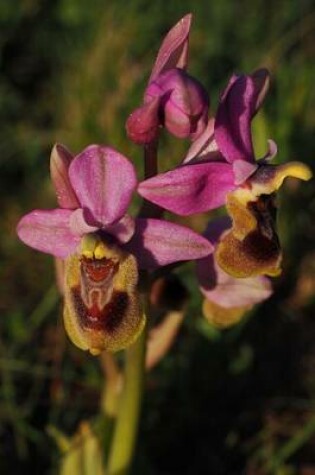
[140,139,162,219]
[100,352,122,418]
[107,317,147,475]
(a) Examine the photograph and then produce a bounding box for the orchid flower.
[197,217,272,328]
[126,14,209,144]
[138,69,312,278]
[17,144,213,354]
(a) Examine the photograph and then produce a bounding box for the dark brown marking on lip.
[72,286,129,334]
[102,291,129,333]
[248,194,277,241]
[242,229,280,263]
[233,193,280,268]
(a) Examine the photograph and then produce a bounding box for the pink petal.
[105,214,135,243]
[183,118,217,163]
[197,255,272,308]
[149,14,192,82]
[50,144,79,209]
[69,145,137,226]
[232,160,258,185]
[214,69,270,164]
[69,208,99,235]
[125,218,213,269]
[69,208,134,243]
[138,162,235,216]
[69,208,135,244]
[17,209,80,258]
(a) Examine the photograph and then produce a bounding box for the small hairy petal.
[138,162,235,216]
[17,209,80,258]
[126,98,160,145]
[125,218,213,270]
[69,145,137,226]
[149,13,192,82]
[63,240,145,353]
[50,144,79,209]
[215,70,270,164]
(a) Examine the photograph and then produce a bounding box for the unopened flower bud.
[126,97,160,145]
[145,68,209,140]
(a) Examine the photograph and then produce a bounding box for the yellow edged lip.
[63,233,145,354]
[215,161,312,279]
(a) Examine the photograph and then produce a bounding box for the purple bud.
[145,68,209,140]
[125,97,160,145]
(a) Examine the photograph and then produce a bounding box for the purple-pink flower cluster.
[17,14,311,353]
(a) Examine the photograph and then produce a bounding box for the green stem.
[99,353,122,464]
[100,352,121,418]
[106,326,146,475]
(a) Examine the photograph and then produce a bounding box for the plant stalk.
[106,326,146,475]
[140,139,162,218]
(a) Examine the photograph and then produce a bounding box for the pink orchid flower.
[126,14,209,144]
[138,69,312,278]
[17,144,213,354]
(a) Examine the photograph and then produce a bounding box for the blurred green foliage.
[0,0,314,473]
